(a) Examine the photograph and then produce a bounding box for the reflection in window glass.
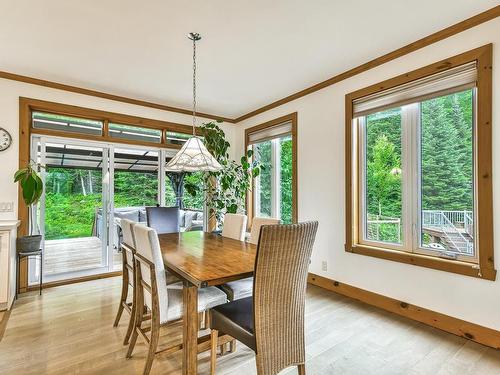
[280,136,293,224]
[420,89,474,256]
[109,123,161,143]
[364,108,403,244]
[254,140,272,218]
[32,112,103,135]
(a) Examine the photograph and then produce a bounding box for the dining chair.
[220,217,282,302]
[209,221,319,375]
[127,224,228,375]
[146,206,180,234]
[146,206,181,285]
[221,213,247,241]
[113,218,137,346]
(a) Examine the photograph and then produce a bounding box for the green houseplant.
[185,121,260,227]
[14,161,44,252]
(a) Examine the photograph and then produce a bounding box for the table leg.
[182,281,198,375]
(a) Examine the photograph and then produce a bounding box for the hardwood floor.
[1,277,499,374]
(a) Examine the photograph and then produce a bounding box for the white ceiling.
[0,0,498,119]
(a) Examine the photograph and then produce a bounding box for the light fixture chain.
[192,36,197,135]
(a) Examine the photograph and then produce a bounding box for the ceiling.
[0,1,498,119]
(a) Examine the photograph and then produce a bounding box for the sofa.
[92,206,204,249]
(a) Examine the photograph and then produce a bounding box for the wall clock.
[0,127,12,151]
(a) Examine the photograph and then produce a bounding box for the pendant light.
[165,33,222,172]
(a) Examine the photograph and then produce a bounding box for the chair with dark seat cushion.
[146,206,180,235]
[209,221,319,375]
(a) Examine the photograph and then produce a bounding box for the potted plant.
[14,161,44,252]
[185,121,260,228]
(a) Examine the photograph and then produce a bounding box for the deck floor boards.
[44,237,121,275]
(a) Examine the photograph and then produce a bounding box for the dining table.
[158,230,257,375]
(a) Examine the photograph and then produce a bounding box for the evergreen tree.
[421,96,469,210]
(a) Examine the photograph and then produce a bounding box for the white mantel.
[0,220,20,310]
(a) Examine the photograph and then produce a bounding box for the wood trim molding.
[234,6,500,122]
[17,97,199,293]
[0,71,235,123]
[2,7,498,125]
[344,44,495,281]
[308,273,500,350]
[244,112,298,226]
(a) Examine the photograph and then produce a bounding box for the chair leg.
[228,340,236,353]
[210,330,218,375]
[298,364,306,375]
[126,291,142,358]
[114,273,128,327]
[143,318,160,375]
[123,302,135,345]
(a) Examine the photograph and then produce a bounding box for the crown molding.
[234,5,500,123]
[1,6,498,125]
[0,70,235,123]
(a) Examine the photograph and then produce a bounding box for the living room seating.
[92,206,204,249]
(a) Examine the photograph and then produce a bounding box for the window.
[33,112,103,135]
[246,113,297,224]
[109,123,162,143]
[346,46,495,280]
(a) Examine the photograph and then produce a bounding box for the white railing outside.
[422,210,473,255]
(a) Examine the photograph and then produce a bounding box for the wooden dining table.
[158,230,257,375]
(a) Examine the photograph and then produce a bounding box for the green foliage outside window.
[365,89,474,244]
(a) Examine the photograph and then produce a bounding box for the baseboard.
[308,273,500,350]
[26,271,122,292]
[0,309,11,343]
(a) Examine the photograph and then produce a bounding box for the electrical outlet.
[321,260,328,271]
[0,202,13,212]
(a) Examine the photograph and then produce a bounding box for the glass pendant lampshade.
[166,136,221,172]
[165,32,222,173]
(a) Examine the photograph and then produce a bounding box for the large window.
[346,46,494,280]
[246,113,297,224]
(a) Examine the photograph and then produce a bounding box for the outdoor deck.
[44,237,121,276]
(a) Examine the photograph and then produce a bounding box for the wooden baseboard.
[308,273,500,350]
[26,271,122,292]
[0,309,11,343]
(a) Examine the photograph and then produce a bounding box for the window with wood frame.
[345,45,495,280]
[245,113,297,224]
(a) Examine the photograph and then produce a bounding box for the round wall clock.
[0,127,12,151]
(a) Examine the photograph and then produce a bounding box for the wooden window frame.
[245,113,298,226]
[17,97,198,292]
[345,45,495,280]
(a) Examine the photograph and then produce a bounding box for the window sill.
[346,244,496,281]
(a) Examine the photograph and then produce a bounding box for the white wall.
[235,17,500,330]
[0,79,236,221]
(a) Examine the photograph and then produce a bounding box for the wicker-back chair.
[209,221,319,375]
[113,218,137,346]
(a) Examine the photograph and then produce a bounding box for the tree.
[366,135,401,218]
[421,96,470,210]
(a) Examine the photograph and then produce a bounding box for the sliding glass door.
[31,137,111,283]
[29,134,205,284]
